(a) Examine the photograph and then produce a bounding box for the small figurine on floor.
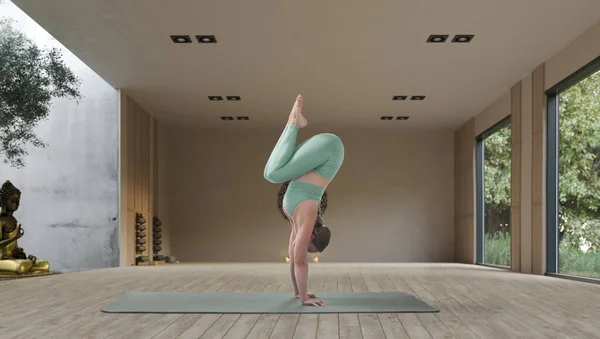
[0,180,50,275]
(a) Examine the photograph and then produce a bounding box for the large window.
[476,117,512,267]
[548,57,600,281]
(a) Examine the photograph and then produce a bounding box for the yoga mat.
[101,292,439,314]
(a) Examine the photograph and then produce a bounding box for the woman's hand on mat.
[296,292,318,299]
[302,299,326,307]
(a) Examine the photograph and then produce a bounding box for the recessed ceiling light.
[393,96,407,101]
[380,116,394,120]
[427,35,448,43]
[227,96,241,101]
[396,116,410,120]
[410,95,426,100]
[452,35,474,43]
[196,35,217,43]
[208,96,223,101]
[170,35,192,43]
[221,116,234,120]
[236,116,249,120]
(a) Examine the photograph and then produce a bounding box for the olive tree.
[0,17,81,168]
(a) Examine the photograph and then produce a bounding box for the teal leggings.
[264,124,345,215]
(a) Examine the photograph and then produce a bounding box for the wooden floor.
[1,263,599,339]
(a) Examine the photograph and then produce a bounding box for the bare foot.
[288,94,307,128]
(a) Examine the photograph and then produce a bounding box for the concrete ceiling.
[11,0,600,130]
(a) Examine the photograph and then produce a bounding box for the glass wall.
[551,68,600,279]
[476,118,512,267]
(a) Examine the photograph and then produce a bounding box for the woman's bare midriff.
[284,170,330,232]
[293,170,330,188]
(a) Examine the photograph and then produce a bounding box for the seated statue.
[0,180,49,275]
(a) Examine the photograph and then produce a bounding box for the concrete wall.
[165,127,455,263]
[0,1,119,272]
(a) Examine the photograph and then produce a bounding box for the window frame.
[475,115,512,268]
[545,55,600,284]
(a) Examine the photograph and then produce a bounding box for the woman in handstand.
[264,94,345,307]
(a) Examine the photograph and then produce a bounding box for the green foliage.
[485,232,600,277]
[558,233,600,278]
[557,70,600,249]
[484,232,511,266]
[484,69,600,251]
[0,18,81,168]
[484,124,512,211]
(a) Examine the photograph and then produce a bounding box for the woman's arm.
[289,231,300,296]
[293,220,313,303]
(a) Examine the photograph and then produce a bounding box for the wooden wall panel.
[532,204,546,275]
[465,215,475,263]
[454,129,461,261]
[454,118,475,264]
[455,217,464,262]
[510,206,521,272]
[511,82,522,144]
[153,120,159,215]
[532,134,544,205]
[141,111,150,214]
[531,64,546,275]
[127,210,135,265]
[119,92,129,267]
[127,98,135,210]
[455,168,463,217]
[510,82,522,272]
[463,171,474,216]
[120,93,161,265]
[532,64,546,135]
[134,104,143,212]
[146,117,154,257]
[520,74,534,274]
[511,142,522,208]
[455,63,547,275]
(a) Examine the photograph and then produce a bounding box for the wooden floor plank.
[246,314,280,339]
[450,274,574,338]
[270,313,300,339]
[177,314,223,339]
[359,313,387,339]
[338,313,362,339]
[293,314,319,339]
[316,314,339,339]
[199,314,242,339]
[223,314,261,339]
[1,263,599,339]
[99,268,216,339]
[13,269,179,339]
[377,313,410,339]
[336,268,362,339]
[152,314,204,339]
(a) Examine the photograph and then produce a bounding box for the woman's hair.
[313,215,331,252]
[277,181,328,219]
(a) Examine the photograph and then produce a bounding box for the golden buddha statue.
[0,180,50,275]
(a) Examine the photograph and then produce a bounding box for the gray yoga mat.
[101,291,439,314]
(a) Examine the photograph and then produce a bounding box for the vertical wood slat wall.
[511,82,522,272]
[120,92,159,266]
[454,118,476,264]
[531,64,546,275]
[454,63,547,274]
